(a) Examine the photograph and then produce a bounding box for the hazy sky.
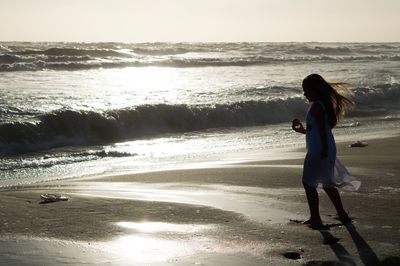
[1,0,399,42]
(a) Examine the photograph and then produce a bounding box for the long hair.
[302,74,355,128]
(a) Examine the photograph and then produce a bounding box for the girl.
[292,73,355,229]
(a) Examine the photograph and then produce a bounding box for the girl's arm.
[310,103,328,158]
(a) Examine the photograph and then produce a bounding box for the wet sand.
[1,136,399,265]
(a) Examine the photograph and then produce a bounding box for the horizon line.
[1,40,400,44]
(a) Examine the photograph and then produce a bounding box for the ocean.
[1,42,399,187]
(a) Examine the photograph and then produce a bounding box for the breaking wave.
[0,98,307,155]
[1,83,399,155]
[0,150,136,171]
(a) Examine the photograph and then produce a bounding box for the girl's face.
[303,88,319,102]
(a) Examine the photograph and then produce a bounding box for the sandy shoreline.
[1,136,399,265]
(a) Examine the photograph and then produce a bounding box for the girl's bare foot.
[303,218,326,230]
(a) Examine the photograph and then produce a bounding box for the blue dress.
[302,101,337,188]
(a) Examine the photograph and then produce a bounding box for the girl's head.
[302,73,329,102]
[302,73,355,127]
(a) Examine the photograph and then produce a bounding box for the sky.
[1,0,399,42]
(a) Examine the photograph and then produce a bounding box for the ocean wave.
[133,47,193,55]
[1,42,400,72]
[353,83,400,106]
[297,45,353,55]
[72,150,136,158]
[0,61,128,71]
[1,83,399,155]
[0,98,307,155]
[0,44,12,53]
[130,42,231,55]
[0,150,136,171]
[240,85,299,96]
[336,122,362,128]
[0,47,133,71]
[15,47,132,58]
[2,54,399,72]
[0,54,21,64]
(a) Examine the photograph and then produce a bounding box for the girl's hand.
[292,118,306,134]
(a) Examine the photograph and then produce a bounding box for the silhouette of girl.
[292,73,356,229]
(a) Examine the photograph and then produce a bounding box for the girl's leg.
[323,187,350,223]
[303,182,322,224]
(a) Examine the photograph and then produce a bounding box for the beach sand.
[1,137,399,265]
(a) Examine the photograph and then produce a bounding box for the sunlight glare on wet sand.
[99,221,273,264]
[100,222,215,263]
[116,221,213,233]
[107,235,188,262]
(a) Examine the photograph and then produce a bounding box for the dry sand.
[1,136,399,265]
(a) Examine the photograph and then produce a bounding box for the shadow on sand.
[304,223,400,266]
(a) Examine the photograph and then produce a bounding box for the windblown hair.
[302,73,355,128]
